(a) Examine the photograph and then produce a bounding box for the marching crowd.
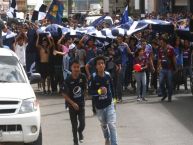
[0,11,193,145]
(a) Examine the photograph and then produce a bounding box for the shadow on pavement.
[42,110,68,117]
[161,95,193,134]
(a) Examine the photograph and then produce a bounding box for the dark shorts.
[39,62,50,79]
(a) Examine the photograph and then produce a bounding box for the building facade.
[0,0,10,13]
[156,0,193,13]
[17,0,27,12]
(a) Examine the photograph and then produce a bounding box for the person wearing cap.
[68,43,77,66]
[114,20,120,26]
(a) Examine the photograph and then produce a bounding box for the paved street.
[38,91,193,145]
[2,90,193,145]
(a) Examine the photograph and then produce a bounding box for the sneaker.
[127,86,130,90]
[93,111,97,116]
[168,97,172,102]
[79,133,84,143]
[161,95,167,101]
[117,99,122,103]
[47,90,51,94]
[137,98,142,102]
[43,90,47,95]
[168,99,172,102]
[142,97,147,101]
[65,107,69,111]
[74,139,79,145]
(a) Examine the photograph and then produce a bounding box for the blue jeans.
[96,104,118,145]
[116,65,127,100]
[183,66,192,89]
[159,69,173,98]
[134,72,146,98]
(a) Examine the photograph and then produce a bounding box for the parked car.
[0,48,42,145]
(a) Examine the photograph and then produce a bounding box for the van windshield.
[0,56,26,83]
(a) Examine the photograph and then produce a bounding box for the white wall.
[27,0,37,6]
[135,0,140,10]
[145,0,155,13]
[103,0,109,13]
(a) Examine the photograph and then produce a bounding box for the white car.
[0,48,42,145]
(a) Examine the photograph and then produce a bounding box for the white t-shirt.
[15,43,28,66]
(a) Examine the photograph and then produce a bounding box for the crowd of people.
[0,11,193,145]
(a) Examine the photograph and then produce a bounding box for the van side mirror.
[30,73,41,84]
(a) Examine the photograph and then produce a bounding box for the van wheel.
[24,127,42,145]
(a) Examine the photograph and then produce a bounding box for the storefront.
[171,0,190,12]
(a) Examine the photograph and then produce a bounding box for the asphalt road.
[2,89,193,145]
[39,90,193,145]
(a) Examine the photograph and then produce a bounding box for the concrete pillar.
[135,0,140,10]
[103,0,109,13]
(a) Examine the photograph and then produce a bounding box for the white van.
[0,48,42,145]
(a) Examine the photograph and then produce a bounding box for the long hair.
[135,48,143,58]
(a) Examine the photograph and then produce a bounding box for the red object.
[133,64,142,72]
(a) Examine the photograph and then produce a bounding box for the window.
[0,56,26,83]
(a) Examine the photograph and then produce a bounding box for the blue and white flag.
[46,0,64,24]
[7,0,20,19]
[31,0,47,22]
[90,15,106,27]
[138,19,171,25]
[126,21,148,35]
[121,6,129,24]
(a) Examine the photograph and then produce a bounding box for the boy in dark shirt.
[61,60,87,145]
[89,56,118,145]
